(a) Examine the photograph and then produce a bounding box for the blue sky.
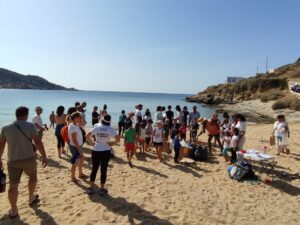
[0,0,299,94]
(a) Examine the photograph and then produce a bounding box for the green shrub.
[260,90,286,102]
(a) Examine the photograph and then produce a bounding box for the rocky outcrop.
[0,68,77,90]
[186,60,300,105]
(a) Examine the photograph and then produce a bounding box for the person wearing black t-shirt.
[165,105,174,131]
[92,106,100,125]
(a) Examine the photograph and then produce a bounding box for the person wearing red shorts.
[124,120,136,167]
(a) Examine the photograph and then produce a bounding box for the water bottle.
[0,168,6,193]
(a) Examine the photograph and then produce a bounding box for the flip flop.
[9,209,18,219]
[29,194,39,207]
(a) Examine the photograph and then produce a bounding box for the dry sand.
[0,123,299,225]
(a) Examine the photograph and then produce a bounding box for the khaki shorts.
[7,157,37,184]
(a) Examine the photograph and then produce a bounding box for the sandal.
[9,209,18,219]
[29,194,39,207]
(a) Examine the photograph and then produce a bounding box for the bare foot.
[79,174,89,179]
[71,178,79,184]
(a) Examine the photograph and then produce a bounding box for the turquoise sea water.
[0,89,215,128]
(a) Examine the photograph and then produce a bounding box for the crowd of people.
[0,101,291,219]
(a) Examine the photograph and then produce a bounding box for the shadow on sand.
[88,194,174,225]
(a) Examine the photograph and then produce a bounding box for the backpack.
[189,145,208,161]
[229,162,253,181]
[61,125,69,143]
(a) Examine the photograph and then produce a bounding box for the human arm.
[32,135,47,167]
[85,131,95,146]
[109,135,120,146]
[0,137,6,169]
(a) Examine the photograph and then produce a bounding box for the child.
[145,119,153,152]
[179,122,187,141]
[173,130,181,163]
[137,123,146,153]
[124,120,136,167]
[49,111,55,129]
[152,120,164,162]
[230,128,239,163]
[190,118,199,143]
[222,129,231,162]
[118,110,126,137]
[68,112,88,183]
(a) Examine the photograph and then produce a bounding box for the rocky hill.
[0,68,77,90]
[186,59,300,111]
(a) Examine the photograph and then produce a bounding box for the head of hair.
[101,114,111,126]
[223,112,229,118]
[93,106,98,111]
[175,105,181,111]
[168,105,172,110]
[161,106,166,111]
[147,119,153,124]
[121,110,125,114]
[236,114,246,122]
[56,105,65,116]
[277,114,285,121]
[126,119,133,128]
[156,106,161,112]
[183,106,188,111]
[67,107,77,115]
[75,102,80,107]
[81,102,87,108]
[103,104,107,110]
[70,112,81,121]
[16,106,29,119]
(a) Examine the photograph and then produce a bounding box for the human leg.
[100,151,111,189]
[90,151,101,188]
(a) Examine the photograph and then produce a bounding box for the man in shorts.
[0,106,47,219]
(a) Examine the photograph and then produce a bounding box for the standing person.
[152,120,164,162]
[273,115,290,155]
[172,130,181,164]
[124,120,136,166]
[166,105,174,133]
[118,110,127,137]
[77,104,87,144]
[134,104,143,133]
[155,106,163,125]
[0,106,47,219]
[230,128,240,163]
[188,106,200,140]
[55,106,67,158]
[68,112,88,183]
[222,129,232,162]
[180,106,190,125]
[143,109,152,123]
[234,114,247,150]
[174,105,181,125]
[179,122,187,141]
[201,114,222,154]
[92,106,100,126]
[32,106,46,140]
[161,106,166,121]
[99,104,108,121]
[145,119,153,152]
[85,115,120,195]
[49,111,55,129]
[190,118,200,143]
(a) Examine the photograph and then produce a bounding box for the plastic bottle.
[0,168,6,193]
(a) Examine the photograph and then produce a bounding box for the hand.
[41,156,47,167]
[79,150,84,157]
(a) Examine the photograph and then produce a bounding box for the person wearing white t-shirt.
[152,120,164,162]
[32,106,46,139]
[230,128,240,163]
[85,114,120,195]
[68,112,88,184]
[273,114,290,155]
[234,114,246,150]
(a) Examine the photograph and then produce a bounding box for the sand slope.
[0,123,299,225]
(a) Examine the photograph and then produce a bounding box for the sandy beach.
[0,123,299,225]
